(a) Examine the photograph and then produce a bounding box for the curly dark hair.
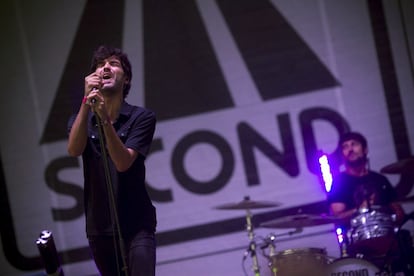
[89,45,132,98]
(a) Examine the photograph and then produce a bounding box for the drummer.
[326,132,411,271]
[327,131,405,223]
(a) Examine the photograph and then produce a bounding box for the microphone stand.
[95,112,129,276]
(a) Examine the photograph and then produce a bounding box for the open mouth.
[102,73,111,80]
[101,73,112,85]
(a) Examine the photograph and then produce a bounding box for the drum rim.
[329,257,380,268]
[276,247,327,256]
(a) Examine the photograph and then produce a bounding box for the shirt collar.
[91,101,134,124]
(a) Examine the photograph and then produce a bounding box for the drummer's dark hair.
[339,132,368,149]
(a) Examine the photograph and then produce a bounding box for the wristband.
[82,96,88,104]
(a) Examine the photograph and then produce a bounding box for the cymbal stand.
[245,209,261,276]
[263,234,277,276]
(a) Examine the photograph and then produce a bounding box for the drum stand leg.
[245,209,261,276]
[267,239,278,276]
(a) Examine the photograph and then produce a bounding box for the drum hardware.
[246,209,261,276]
[259,229,303,276]
[260,233,277,257]
[334,227,349,258]
[260,228,303,250]
[214,196,281,276]
[259,234,278,276]
[260,228,303,255]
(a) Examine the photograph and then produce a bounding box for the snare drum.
[268,248,328,276]
[326,257,379,276]
[348,206,398,257]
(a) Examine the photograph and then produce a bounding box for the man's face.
[341,139,367,166]
[95,56,128,94]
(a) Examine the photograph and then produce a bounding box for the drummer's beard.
[345,155,368,169]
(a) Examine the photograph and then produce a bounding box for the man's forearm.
[67,104,90,156]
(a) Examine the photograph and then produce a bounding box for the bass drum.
[326,257,380,276]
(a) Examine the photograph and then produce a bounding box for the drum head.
[327,258,379,276]
[276,247,327,257]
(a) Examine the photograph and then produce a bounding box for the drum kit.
[213,158,414,276]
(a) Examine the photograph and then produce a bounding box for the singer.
[67,45,157,276]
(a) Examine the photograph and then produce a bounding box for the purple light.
[319,154,333,192]
[335,227,344,243]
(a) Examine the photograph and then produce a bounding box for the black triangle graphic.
[143,0,235,121]
[42,0,339,142]
[216,0,339,99]
[40,0,125,144]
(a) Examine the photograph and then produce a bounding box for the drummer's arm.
[330,202,357,219]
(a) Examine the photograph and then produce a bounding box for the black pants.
[89,230,156,276]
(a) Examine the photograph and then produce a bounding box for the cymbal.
[380,158,414,174]
[396,195,414,203]
[214,198,281,210]
[260,214,340,228]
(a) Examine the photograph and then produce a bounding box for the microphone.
[90,87,99,104]
[36,230,64,276]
